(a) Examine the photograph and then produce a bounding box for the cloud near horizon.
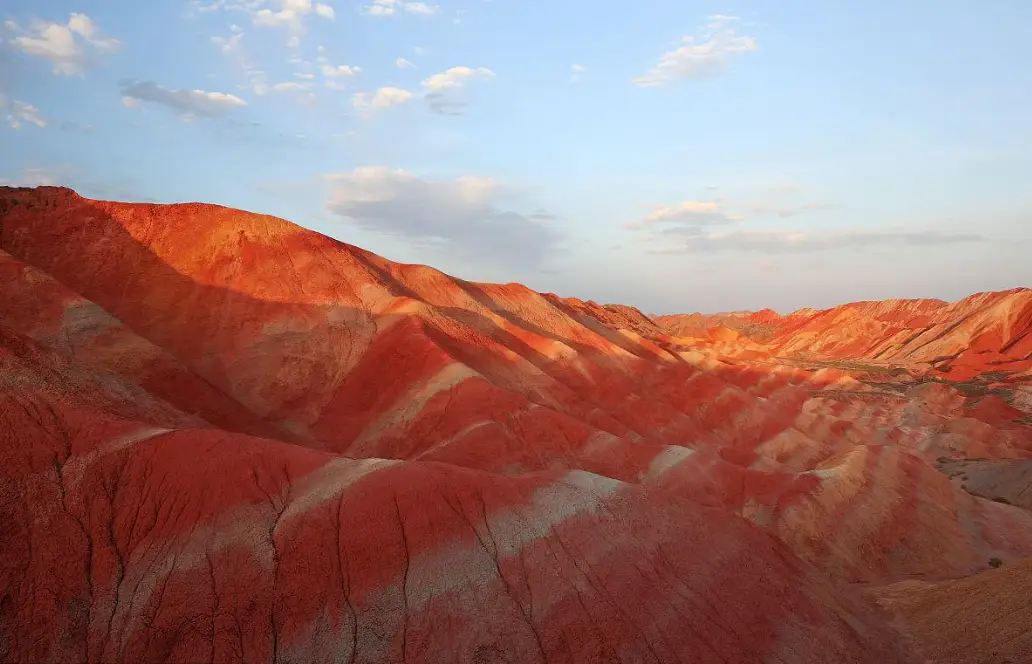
[649,229,986,254]
[324,167,560,268]
[627,193,982,255]
[628,200,740,228]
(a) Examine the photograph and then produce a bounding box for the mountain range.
[2,186,1030,664]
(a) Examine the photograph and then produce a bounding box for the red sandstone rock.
[1,186,1031,663]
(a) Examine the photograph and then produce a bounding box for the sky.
[1,0,1030,314]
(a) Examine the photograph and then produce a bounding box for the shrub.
[989,557,1003,569]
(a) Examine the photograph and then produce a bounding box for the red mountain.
[2,186,1030,663]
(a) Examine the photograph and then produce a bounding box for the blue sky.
[2,0,1030,313]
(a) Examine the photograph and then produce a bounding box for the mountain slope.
[0,321,913,664]
[2,186,1031,663]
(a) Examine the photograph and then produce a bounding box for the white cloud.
[295,72,316,79]
[634,15,756,87]
[185,0,265,16]
[322,63,361,78]
[365,0,439,16]
[414,66,495,115]
[262,81,317,104]
[8,13,121,75]
[630,200,739,228]
[571,64,587,73]
[421,66,494,91]
[405,2,436,14]
[269,81,308,92]
[345,64,495,115]
[396,57,416,69]
[352,86,414,112]
[251,77,314,98]
[253,0,334,47]
[209,24,301,99]
[119,80,247,119]
[629,192,979,256]
[324,167,559,266]
[631,186,835,238]
[351,64,495,114]
[322,63,360,90]
[0,96,48,129]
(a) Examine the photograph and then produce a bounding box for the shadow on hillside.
[0,186,833,459]
[2,187,643,451]
[0,186,342,443]
[348,245,676,365]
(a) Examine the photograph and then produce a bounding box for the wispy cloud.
[396,57,416,69]
[351,86,414,112]
[628,200,739,228]
[350,65,494,115]
[421,66,494,91]
[322,63,361,78]
[0,96,48,129]
[325,167,559,267]
[185,0,265,17]
[252,0,336,47]
[364,0,438,16]
[624,191,950,256]
[648,229,986,254]
[120,80,247,120]
[420,66,494,114]
[6,13,121,75]
[210,25,244,53]
[634,15,756,87]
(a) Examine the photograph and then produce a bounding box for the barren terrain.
[2,186,1030,663]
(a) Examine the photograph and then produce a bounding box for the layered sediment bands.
[2,186,1032,663]
[657,290,1032,382]
[0,353,912,663]
[0,249,286,440]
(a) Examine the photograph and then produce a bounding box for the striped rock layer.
[1,186,1031,663]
